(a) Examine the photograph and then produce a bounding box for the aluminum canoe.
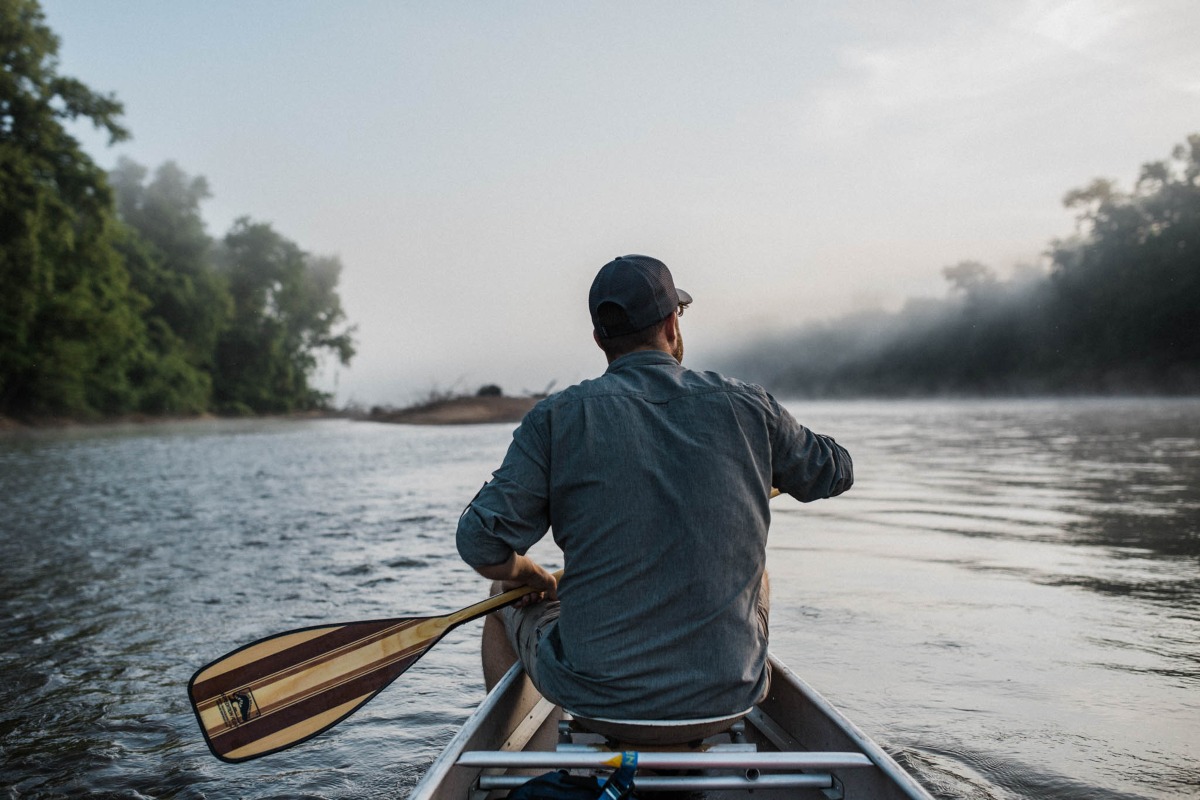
[409,653,932,800]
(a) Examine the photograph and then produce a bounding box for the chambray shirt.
[456,350,853,720]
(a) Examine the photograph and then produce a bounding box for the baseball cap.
[589,255,693,339]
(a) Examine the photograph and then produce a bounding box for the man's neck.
[604,344,672,365]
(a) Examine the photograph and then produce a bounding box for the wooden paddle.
[188,571,562,763]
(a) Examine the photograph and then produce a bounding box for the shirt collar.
[604,349,679,374]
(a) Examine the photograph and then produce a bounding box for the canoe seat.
[567,711,749,748]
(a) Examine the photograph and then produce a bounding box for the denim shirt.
[457,350,853,719]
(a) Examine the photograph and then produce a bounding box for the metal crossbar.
[456,751,873,770]
[476,773,836,791]
[555,742,759,754]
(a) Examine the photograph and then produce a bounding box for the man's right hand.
[476,553,559,607]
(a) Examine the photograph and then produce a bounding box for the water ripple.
[2,405,1198,798]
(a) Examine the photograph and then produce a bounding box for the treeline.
[723,134,1200,397]
[0,0,355,420]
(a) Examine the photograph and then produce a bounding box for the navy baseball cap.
[589,255,692,339]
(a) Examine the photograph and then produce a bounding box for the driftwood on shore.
[367,395,538,425]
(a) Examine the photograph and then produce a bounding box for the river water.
[1,399,1197,799]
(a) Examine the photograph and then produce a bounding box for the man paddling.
[456,255,853,741]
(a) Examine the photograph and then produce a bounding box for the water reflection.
[775,398,1200,799]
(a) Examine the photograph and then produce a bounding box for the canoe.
[410,653,933,800]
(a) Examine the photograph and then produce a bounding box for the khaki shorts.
[495,576,771,743]
[495,591,562,690]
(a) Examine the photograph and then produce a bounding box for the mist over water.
[1,400,1197,798]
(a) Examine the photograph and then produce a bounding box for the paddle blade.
[188,615,445,763]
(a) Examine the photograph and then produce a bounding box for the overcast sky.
[45,0,1200,404]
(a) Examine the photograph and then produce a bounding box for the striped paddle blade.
[188,576,557,762]
[189,615,447,762]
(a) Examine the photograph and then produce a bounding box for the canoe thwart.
[554,742,760,754]
[476,773,837,792]
[455,750,874,770]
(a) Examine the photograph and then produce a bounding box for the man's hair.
[595,302,667,358]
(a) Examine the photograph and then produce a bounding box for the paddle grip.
[447,568,565,627]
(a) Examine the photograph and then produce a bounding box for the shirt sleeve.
[768,396,854,502]
[456,407,553,568]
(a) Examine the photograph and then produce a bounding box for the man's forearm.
[473,553,558,596]
[473,552,524,582]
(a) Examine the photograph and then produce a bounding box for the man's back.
[457,350,853,720]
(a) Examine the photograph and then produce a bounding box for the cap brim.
[677,288,693,305]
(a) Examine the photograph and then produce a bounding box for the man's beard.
[672,330,684,364]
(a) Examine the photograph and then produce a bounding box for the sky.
[43,0,1200,405]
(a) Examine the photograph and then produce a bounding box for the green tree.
[941,260,997,296]
[109,158,233,412]
[110,158,230,365]
[1049,134,1200,387]
[214,218,356,413]
[0,0,155,416]
[111,223,214,413]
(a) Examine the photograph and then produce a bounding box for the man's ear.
[662,311,679,343]
[593,330,615,363]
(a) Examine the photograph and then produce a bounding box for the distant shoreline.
[365,395,538,425]
[0,396,541,433]
[0,410,337,436]
[7,393,1196,435]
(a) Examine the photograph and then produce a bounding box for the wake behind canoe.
[411,652,932,800]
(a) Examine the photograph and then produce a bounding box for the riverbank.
[0,396,538,434]
[0,410,341,436]
[0,412,208,435]
[365,394,537,425]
